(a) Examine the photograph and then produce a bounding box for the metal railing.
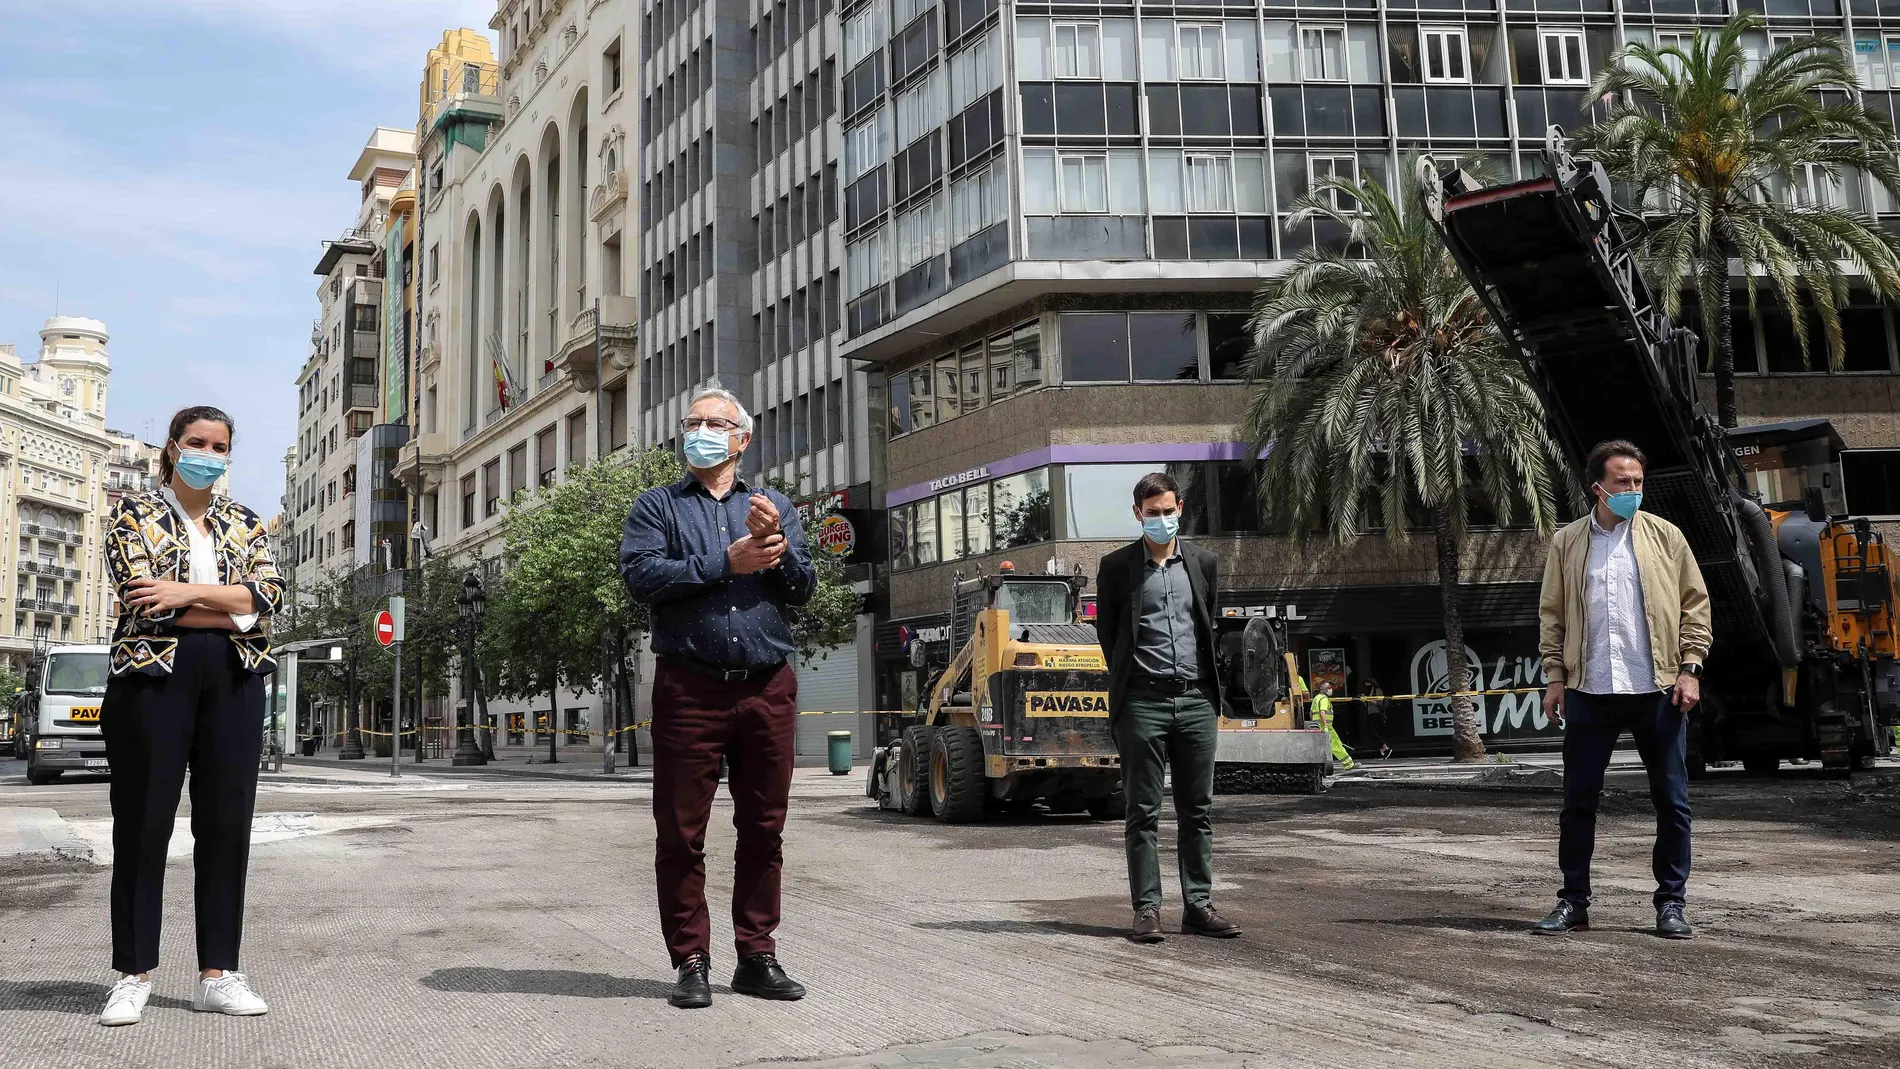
[421,60,500,132]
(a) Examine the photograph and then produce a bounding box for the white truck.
[23,644,111,785]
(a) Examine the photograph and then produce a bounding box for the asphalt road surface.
[2,758,1897,1069]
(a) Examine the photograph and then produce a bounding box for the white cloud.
[59,0,499,70]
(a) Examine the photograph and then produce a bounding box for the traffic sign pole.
[381,598,405,779]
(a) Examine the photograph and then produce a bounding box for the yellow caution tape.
[1330,687,1547,703]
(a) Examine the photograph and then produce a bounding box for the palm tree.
[1243,170,1567,762]
[1576,13,1900,427]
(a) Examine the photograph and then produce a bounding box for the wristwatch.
[1678,663,1705,679]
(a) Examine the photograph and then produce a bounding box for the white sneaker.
[193,972,268,1016]
[99,976,151,1026]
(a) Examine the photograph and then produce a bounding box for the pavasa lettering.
[1024,691,1110,717]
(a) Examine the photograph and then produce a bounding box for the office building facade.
[640,0,877,740]
[843,2,1900,754]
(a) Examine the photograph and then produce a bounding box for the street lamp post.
[454,572,487,765]
[338,642,364,760]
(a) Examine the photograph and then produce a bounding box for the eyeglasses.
[679,417,740,433]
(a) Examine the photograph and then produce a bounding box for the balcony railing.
[18,561,75,579]
[32,598,78,615]
[421,60,502,133]
[21,523,40,537]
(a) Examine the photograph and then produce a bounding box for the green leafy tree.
[1575,13,1900,427]
[1243,167,1568,761]
[487,448,678,758]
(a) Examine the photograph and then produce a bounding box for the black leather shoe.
[1183,904,1242,938]
[669,954,711,1009]
[731,953,806,1000]
[1532,901,1589,936]
[1656,903,1694,940]
[1129,907,1164,944]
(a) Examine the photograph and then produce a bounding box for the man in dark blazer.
[1094,471,1239,944]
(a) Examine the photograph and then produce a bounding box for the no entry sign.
[374,610,396,647]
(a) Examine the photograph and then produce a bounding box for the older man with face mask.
[620,387,816,1009]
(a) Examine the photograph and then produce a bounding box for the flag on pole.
[485,330,522,410]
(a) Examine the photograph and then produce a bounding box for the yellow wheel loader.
[869,563,1123,822]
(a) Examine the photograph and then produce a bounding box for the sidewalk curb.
[274,760,654,786]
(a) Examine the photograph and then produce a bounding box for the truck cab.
[24,644,111,785]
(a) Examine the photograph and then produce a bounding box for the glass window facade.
[888,460,1289,571]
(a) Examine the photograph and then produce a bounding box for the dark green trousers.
[1114,686,1219,913]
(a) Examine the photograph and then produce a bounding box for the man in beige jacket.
[1532,440,1711,941]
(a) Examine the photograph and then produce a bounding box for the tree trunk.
[1712,264,1738,428]
[547,681,560,764]
[1434,507,1487,762]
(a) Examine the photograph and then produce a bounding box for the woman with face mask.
[94,406,286,1027]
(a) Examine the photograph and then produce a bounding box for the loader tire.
[930,726,987,823]
[1085,790,1126,820]
[897,726,934,817]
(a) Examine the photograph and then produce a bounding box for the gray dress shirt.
[1134,550,1200,680]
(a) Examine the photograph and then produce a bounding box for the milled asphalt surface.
[3,754,1899,1068]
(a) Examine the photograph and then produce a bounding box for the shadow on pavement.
[1337,916,1532,934]
[913,919,1126,939]
[0,979,192,1014]
[418,967,677,999]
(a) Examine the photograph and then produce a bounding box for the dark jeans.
[1559,689,1692,909]
[650,659,797,967]
[1114,685,1219,913]
[100,631,265,975]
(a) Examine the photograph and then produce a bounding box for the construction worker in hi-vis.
[1312,680,1354,772]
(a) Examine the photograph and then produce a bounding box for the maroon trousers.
[650,658,797,967]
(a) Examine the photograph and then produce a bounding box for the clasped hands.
[726,493,787,575]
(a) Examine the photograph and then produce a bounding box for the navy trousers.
[100,631,265,975]
[1558,689,1692,909]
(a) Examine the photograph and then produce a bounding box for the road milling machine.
[1422,131,1900,775]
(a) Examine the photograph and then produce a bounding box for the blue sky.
[0,0,493,510]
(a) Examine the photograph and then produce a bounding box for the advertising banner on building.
[1307,648,1347,693]
[1409,638,1554,741]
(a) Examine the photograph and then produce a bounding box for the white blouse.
[162,487,258,633]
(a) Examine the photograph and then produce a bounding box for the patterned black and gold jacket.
[103,490,287,677]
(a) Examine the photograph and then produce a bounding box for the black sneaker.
[731,953,806,1000]
[669,954,712,1009]
[1656,903,1694,940]
[1531,901,1589,936]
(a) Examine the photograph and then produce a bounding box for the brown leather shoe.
[1129,907,1164,944]
[1183,904,1242,938]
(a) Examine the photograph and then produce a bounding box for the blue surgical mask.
[1602,488,1642,521]
[174,448,229,491]
[1141,514,1180,544]
[682,427,732,469]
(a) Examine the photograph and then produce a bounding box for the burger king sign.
[814,513,857,559]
